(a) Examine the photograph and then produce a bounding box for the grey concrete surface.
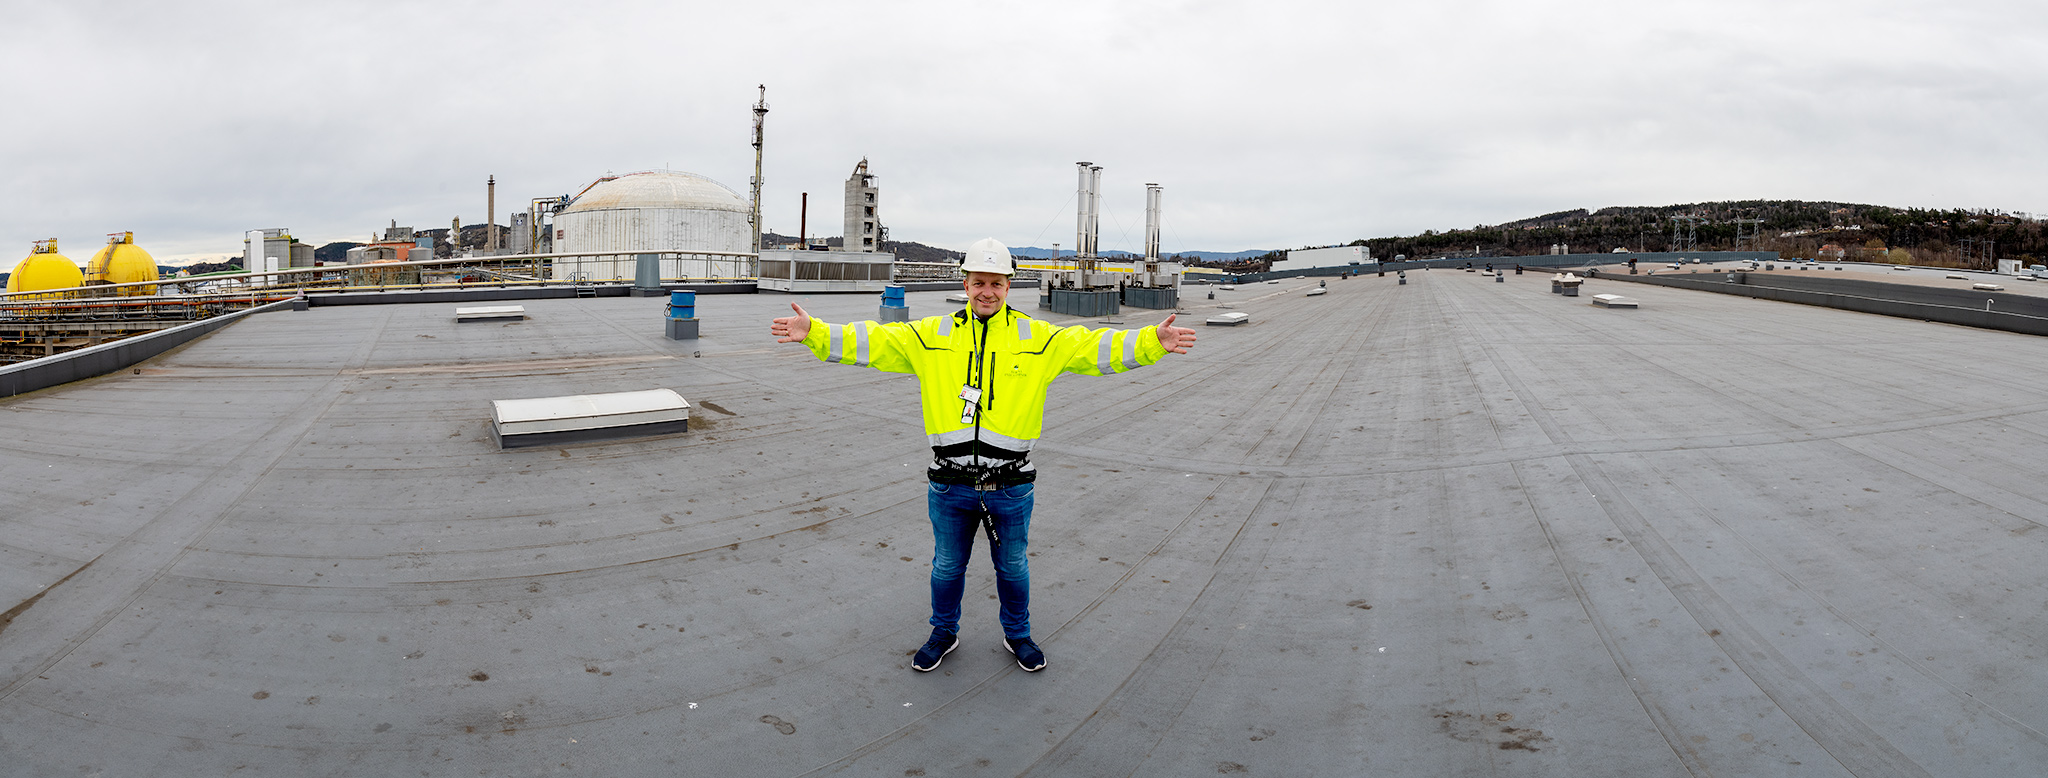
[2,271,2045,776]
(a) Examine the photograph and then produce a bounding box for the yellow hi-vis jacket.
[801,304,1169,483]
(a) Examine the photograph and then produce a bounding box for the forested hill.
[760,233,964,263]
[1319,201,2044,269]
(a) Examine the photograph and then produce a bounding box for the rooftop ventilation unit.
[1206,311,1250,326]
[491,389,691,448]
[456,305,526,322]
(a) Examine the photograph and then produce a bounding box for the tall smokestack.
[487,175,497,251]
[752,85,769,257]
[1076,162,1092,259]
[1144,183,1162,261]
[1087,165,1103,257]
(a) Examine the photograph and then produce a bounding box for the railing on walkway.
[0,249,762,307]
[892,261,1040,283]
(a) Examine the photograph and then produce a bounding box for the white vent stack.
[1045,160,1178,314]
[1075,161,1102,258]
[1143,183,1162,261]
[1075,162,1091,258]
[1090,165,1103,256]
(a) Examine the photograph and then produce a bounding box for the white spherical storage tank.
[553,170,751,280]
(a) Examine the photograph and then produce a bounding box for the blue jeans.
[927,481,1034,640]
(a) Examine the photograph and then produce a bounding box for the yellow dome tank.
[6,240,84,298]
[85,232,159,295]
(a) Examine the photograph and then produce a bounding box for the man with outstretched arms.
[769,238,1197,673]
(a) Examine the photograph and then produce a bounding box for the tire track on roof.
[1676,443,2048,750]
[1469,300,1935,776]
[1566,453,1935,778]
[1017,477,1283,777]
[1447,287,1916,774]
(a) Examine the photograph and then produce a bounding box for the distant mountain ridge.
[1340,200,2044,267]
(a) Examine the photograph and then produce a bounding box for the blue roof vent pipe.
[879,284,909,323]
[667,290,696,321]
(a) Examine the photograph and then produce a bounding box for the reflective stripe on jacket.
[800,304,1168,479]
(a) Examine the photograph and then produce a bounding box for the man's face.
[964,272,1010,318]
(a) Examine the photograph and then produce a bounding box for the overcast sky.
[6,0,2045,263]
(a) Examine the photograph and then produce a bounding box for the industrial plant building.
[553,170,753,281]
[843,158,881,252]
[243,228,314,275]
[1280,244,1373,270]
[757,159,897,293]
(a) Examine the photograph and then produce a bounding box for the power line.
[1099,199,1134,255]
[1027,191,1077,251]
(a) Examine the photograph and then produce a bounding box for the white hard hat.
[960,238,1015,276]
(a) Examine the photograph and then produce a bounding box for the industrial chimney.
[1074,162,1103,259]
[487,176,498,252]
[1143,183,1162,261]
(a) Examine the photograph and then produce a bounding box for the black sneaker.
[911,629,959,672]
[1004,636,1045,672]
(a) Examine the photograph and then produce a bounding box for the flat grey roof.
[2,271,2046,776]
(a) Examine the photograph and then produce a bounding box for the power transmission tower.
[1671,215,1705,252]
[1732,218,1764,252]
[1957,238,1995,270]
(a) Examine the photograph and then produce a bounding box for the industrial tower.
[844,159,880,252]
[486,176,498,252]
[751,85,769,261]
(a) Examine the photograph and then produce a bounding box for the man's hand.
[1154,313,1197,354]
[770,302,813,343]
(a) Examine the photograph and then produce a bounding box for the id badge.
[958,385,981,424]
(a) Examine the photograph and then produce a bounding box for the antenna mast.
[751,85,769,259]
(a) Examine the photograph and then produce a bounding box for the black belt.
[928,468,1035,490]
